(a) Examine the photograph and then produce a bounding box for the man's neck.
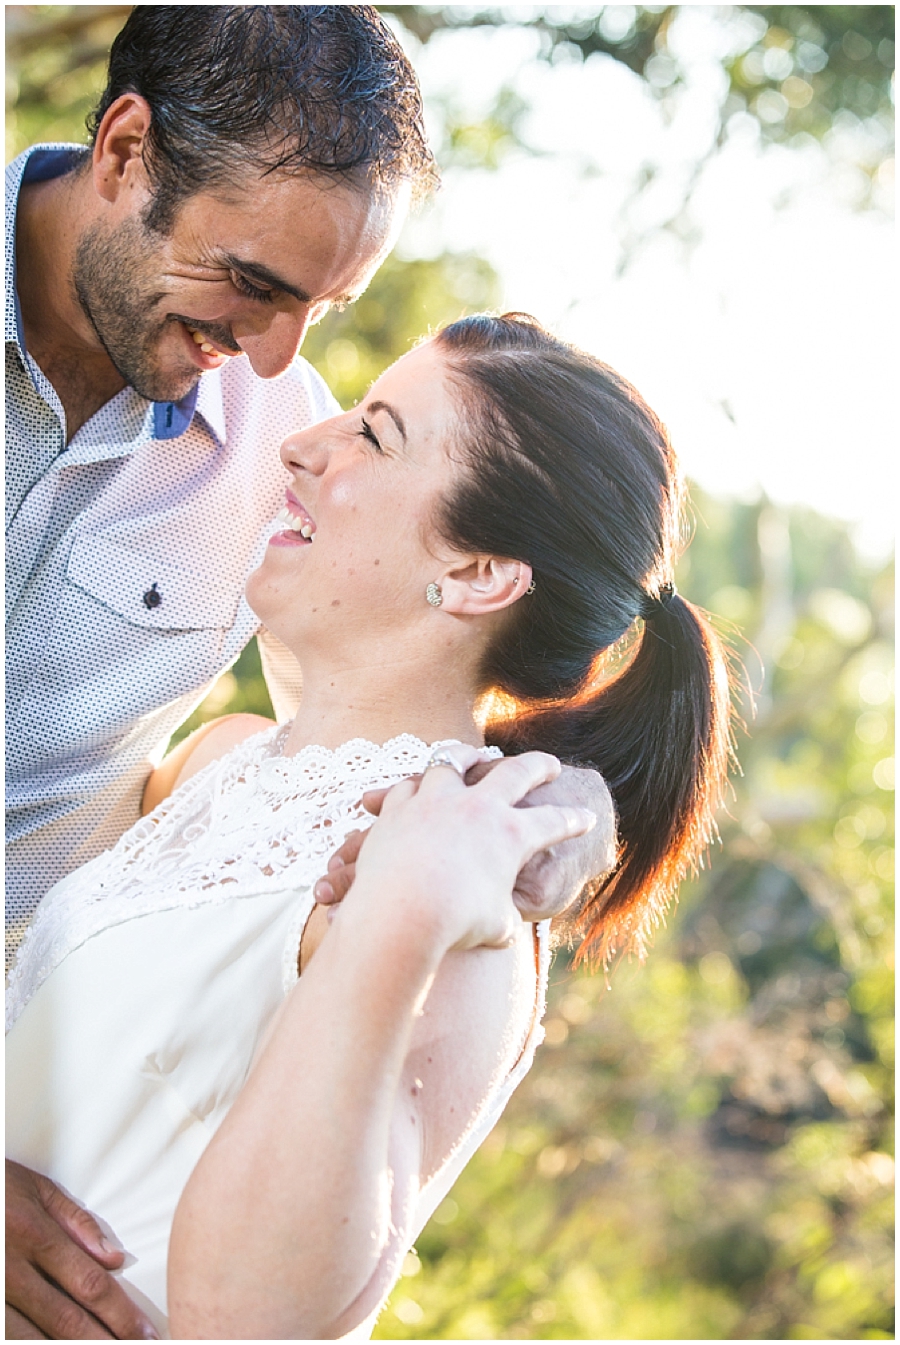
[16,171,126,441]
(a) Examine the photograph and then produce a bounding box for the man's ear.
[92,94,153,205]
[438,556,533,616]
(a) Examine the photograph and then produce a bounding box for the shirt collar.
[5,143,86,352]
[5,142,223,446]
[151,356,229,444]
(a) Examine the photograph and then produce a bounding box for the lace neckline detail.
[6,726,501,1032]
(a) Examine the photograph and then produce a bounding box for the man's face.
[72,168,402,403]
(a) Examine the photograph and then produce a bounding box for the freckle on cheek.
[331,599,340,607]
[373,558,380,566]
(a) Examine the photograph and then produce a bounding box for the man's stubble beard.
[72,215,199,404]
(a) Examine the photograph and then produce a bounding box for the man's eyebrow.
[366,400,407,442]
[219,254,312,304]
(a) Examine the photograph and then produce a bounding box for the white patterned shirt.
[5,144,340,964]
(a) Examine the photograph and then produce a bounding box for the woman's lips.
[268,528,311,548]
[269,493,316,547]
[281,492,317,538]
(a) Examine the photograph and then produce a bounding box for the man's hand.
[314,761,617,922]
[6,1160,159,1340]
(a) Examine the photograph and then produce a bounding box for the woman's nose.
[279,426,331,476]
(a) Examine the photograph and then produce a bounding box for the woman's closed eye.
[359,417,384,453]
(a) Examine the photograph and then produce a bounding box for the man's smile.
[174,319,242,370]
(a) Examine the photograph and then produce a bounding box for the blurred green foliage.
[5,6,130,160]
[7,6,894,1338]
[372,488,895,1342]
[381,5,894,207]
[7,6,894,192]
[174,291,897,1342]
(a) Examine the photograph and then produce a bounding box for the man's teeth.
[275,506,315,539]
[189,327,221,356]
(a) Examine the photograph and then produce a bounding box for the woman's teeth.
[275,507,315,539]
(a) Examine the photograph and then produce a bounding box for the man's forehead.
[174,167,402,301]
[201,163,385,218]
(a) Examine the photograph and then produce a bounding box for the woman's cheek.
[327,477,359,511]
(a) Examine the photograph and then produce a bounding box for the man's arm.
[256,626,303,722]
[6,1160,158,1340]
[502,762,617,919]
[315,762,618,921]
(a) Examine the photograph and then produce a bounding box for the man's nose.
[234,306,315,379]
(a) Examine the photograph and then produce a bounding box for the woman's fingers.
[416,743,484,792]
[471,751,563,805]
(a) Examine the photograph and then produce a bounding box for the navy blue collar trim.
[153,385,200,440]
[14,147,201,442]
[20,146,87,187]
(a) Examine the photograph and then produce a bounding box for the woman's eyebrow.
[367,400,407,443]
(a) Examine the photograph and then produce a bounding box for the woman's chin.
[243,567,278,627]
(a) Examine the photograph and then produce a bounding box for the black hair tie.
[639,583,677,619]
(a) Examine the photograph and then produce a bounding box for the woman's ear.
[438,556,533,616]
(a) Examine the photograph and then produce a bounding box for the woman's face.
[245,340,468,655]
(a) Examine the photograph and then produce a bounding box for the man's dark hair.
[88,5,437,231]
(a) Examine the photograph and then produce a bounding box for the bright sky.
[392,11,895,560]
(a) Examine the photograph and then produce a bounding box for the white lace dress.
[6,726,550,1338]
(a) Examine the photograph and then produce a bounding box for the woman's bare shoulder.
[141,713,276,815]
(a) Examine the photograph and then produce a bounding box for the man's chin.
[124,365,203,406]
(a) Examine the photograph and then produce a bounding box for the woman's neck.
[280,645,485,756]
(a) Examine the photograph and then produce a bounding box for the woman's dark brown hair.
[435,313,734,966]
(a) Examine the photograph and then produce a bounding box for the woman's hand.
[171,745,591,1340]
[348,747,597,954]
[315,761,615,924]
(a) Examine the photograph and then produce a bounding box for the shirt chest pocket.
[67,533,241,631]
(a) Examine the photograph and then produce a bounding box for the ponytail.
[434,313,738,966]
[489,591,733,965]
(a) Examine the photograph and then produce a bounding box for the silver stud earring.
[425,582,443,608]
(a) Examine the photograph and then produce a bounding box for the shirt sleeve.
[255,358,337,719]
[295,355,343,422]
[257,626,303,721]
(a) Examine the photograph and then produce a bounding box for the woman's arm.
[167,751,595,1340]
[141,713,275,814]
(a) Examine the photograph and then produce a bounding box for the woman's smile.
[269,490,317,547]
[246,340,466,649]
